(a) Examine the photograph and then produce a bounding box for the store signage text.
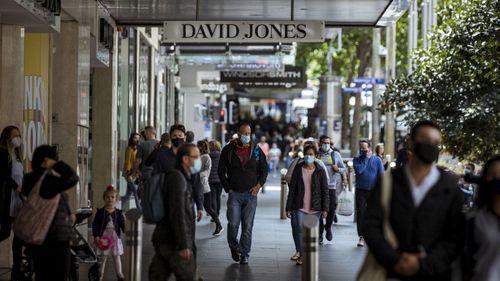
[200,80,228,94]
[162,21,324,43]
[220,66,305,86]
[23,76,47,162]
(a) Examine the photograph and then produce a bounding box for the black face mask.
[171,138,184,147]
[413,142,440,164]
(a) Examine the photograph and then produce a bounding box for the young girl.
[92,185,125,281]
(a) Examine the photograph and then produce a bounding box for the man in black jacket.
[218,123,268,265]
[363,120,464,281]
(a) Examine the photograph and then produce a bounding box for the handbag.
[97,235,114,250]
[356,168,398,281]
[337,187,355,216]
[13,171,61,245]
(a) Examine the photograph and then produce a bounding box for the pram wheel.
[88,264,100,281]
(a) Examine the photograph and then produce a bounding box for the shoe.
[333,214,338,223]
[357,237,365,247]
[230,249,240,262]
[296,256,303,266]
[240,256,249,265]
[319,235,324,245]
[326,229,333,242]
[290,252,300,261]
[213,225,224,236]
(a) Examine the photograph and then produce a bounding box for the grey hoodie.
[318,148,346,189]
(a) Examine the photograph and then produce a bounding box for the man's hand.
[197,210,203,222]
[394,253,420,276]
[41,158,57,169]
[249,184,262,196]
[332,165,339,172]
[178,248,192,260]
[286,211,292,219]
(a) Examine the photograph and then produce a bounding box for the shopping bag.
[337,187,354,216]
[13,171,60,245]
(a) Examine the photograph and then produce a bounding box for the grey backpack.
[141,172,167,224]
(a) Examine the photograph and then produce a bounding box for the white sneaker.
[290,252,300,261]
[357,237,365,247]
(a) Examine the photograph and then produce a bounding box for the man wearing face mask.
[153,124,204,221]
[133,126,158,182]
[353,140,384,247]
[218,123,268,265]
[363,120,464,281]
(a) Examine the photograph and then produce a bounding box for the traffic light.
[227,100,239,125]
[211,105,227,123]
[218,107,226,123]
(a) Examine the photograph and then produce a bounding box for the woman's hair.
[197,140,210,155]
[303,144,318,156]
[0,126,21,160]
[103,184,118,200]
[158,133,171,148]
[32,145,58,173]
[476,155,500,209]
[209,140,222,152]
[176,143,198,166]
[375,144,384,155]
[128,132,140,148]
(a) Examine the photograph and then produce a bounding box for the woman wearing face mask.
[463,155,500,281]
[285,145,329,265]
[122,132,141,209]
[149,143,202,281]
[0,126,26,281]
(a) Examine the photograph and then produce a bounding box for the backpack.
[141,172,167,224]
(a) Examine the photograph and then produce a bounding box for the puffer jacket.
[209,151,221,184]
[286,162,329,212]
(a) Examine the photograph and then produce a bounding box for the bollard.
[302,215,319,281]
[124,208,143,281]
[280,169,288,219]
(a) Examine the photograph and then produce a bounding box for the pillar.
[384,25,397,159]
[371,28,382,145]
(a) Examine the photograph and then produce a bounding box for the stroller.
[19,208,100,281]
[70,208,100,281]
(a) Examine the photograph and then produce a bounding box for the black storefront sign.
[220,66,306,88]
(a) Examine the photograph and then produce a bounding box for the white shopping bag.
[337,187,354,216]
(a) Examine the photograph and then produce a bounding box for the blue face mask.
[359,150,368,158]
[305,155,315,165]
[240,135,251,144]
[191,158,202,174]
[321,144,330,152]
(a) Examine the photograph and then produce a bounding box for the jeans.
[355,189,371,237]
[319,189,338,237]
[122,181,140,210]
[149,243,198,281]
[209,183,223,215]
[226,192,257,258]
[291,210,321,252]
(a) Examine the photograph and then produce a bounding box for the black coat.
[286,162,329,213]
[218,140,268,193]
[0,147,17,220]
[152,168,195,250]
[363,167,464,281]
[92,208,125,238]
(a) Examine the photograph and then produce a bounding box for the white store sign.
[162,21,325,43]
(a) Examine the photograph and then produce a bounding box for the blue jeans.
[226,192,258,258]
[122,181,141,210]
[291,211,321,252]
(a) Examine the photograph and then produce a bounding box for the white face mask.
[11,137,21,148]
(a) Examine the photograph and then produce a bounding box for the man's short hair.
[169,124,186,135]
[319,135,330,143]
[186,131,195,143]
[410,120,441,140]
[239,122,251,131]
[359,140,371,148]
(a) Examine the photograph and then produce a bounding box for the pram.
[70,208,100,281]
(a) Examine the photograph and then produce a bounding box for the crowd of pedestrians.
[0,119,498,281]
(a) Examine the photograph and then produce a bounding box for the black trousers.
[203,192,221,226]
[209,183,223,215]
[355,189,371,237]
[319,189,338,237]
[0,216,24,273]
[32,241,70,281]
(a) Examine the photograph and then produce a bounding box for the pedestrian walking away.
[218,123,268,265]
[122,132,141,210]
[208,140,224,216]
[286,144,329,265]
[92,185,126,281]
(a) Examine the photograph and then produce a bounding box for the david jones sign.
[162,21,324,43]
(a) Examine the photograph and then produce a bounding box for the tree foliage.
[382,0,500,162]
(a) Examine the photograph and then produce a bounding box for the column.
[371,28,382,145]
[384,25,397,159]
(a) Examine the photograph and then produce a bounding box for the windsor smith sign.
[162,21,324,43]
[220,66,306,88]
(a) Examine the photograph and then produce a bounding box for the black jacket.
[152,168,195,250]
[0,147,17,220]
[363,167,464,281]
[218,140,268,193]
[22,161,79,243]
[209,151,221,184]
[92,208,125,238]
[286,162,329,212]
